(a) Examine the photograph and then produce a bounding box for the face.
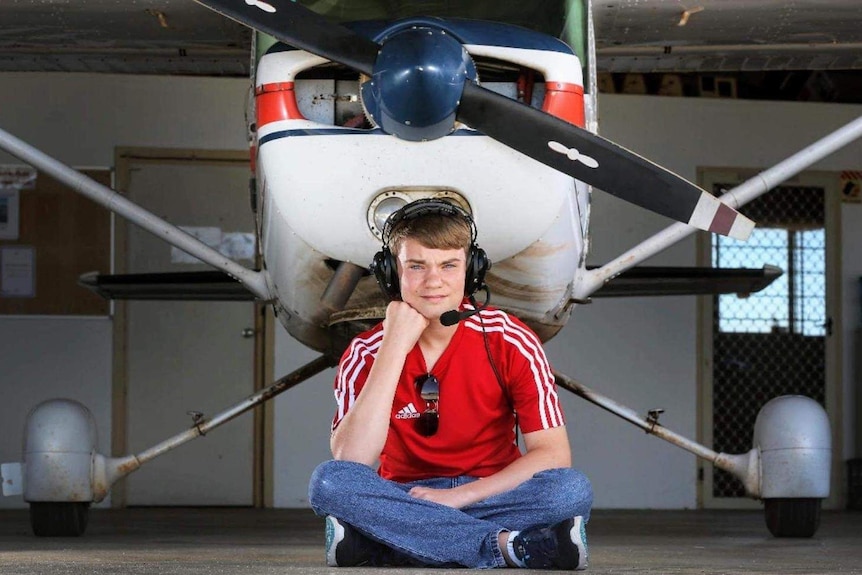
[396,237,467,321]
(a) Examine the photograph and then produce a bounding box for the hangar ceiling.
[1,1,861,101]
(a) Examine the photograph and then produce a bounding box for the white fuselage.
[253,40,590,352]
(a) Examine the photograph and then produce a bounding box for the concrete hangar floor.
[1,507,861,573]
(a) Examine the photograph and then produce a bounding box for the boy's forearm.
[330,342,407,463]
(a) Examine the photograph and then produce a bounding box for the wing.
[591,265,781,298]
[78,271,256,301]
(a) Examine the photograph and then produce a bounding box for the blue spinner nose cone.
[361,27,477,142]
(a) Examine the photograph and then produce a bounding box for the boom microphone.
[440,308,478,326]
[439,287,490,327]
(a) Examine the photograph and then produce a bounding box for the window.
[713,227,825,336]
[712,184,826,336]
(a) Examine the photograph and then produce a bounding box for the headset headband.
[382,198,477,248]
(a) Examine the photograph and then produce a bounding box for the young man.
[308,199,593,569]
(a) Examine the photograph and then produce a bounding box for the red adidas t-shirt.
[332,305,565,482]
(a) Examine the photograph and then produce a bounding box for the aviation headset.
[371,198,490,301]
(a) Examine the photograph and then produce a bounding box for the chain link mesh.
[710,185,827,498]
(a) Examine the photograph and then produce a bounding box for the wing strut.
[553,370,760,497]
[92,354,335,502]
[0,127,271,301]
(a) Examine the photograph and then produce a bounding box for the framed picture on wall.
[0,188,19,240]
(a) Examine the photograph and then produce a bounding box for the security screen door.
[698,170,840,509]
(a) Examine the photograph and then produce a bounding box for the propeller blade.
[457,82,754,240]
[193,4,751,240]
[192,0,379,75]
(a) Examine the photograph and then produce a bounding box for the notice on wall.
[170,226,256,264]
[0,246,35,297]
[840,171,861,203]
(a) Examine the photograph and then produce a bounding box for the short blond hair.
[389,211,472,257]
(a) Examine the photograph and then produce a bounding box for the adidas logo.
[395,403,421,419]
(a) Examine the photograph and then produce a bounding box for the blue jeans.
[308,460,593,568]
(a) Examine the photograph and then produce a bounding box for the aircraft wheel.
[29,502,90,537]
[764,498,821,538]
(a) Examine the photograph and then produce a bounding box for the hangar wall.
[0,73,859,510]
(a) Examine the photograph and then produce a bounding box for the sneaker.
[512,515,588,570]
[325,515,373,567]
[324,515,415,567]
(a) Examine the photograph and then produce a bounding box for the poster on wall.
[0,246,35,298]
[170,226,256,263]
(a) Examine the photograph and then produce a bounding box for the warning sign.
[840,171,862,203]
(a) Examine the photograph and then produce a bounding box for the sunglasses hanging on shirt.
[415,374,440,437]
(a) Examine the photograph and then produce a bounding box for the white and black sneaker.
[512,515,588,570]
[325,515,373,567]
[325,516,413,567]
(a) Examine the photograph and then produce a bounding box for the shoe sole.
[325,515,345,567]
[570,516,588,570]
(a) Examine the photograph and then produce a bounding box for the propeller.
[193,0,754,240]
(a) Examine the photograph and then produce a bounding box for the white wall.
[1,73,860,510]
[842,202,862,462]
[0,73,248,166]
[272,324,335,508]
[0,317,112,508]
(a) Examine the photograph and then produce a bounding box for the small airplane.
[1,0,860,541]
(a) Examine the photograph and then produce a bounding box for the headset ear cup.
[372,248,400,300]
[464,246,490,296]
[371,247,401,300]
[476,247,490,292]
[371,249,386,293]
[384,247,400,299]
